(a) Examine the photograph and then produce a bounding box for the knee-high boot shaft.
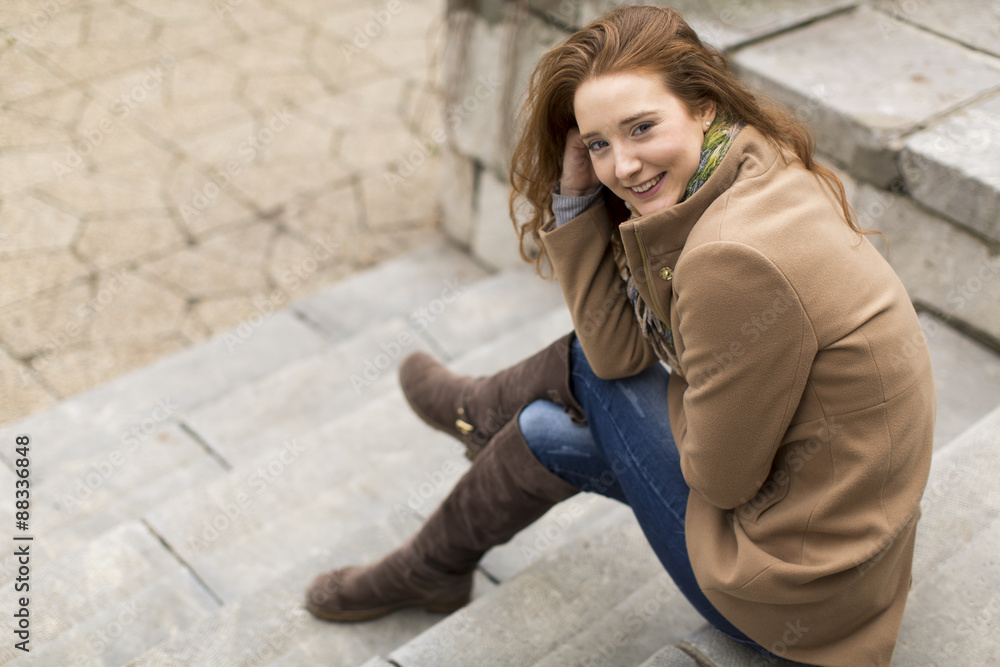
[400,332,584,459]
[306,414,579,622]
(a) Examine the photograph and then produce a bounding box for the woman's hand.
[560,127,601,197]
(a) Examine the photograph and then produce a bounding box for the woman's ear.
[701,101,717,128]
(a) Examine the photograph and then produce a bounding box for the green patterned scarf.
[614,114,744,367]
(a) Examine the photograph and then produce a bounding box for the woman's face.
[574,72,715,216]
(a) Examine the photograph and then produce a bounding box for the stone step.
[0,424,224,585]
[856,182,1000,345]
[386,505,694,667]
[894,516,1000,665]
[140,307,574,603]
[917,312,1000,449]
[910,404,1000,585]
[181,265,565,468]
[0,241,484,457]
[127,514,498,667]
[290,242,488,340]
[730,5,1000,191]
[901,91,1000,244]
[0,522,218,666]
[0,308,330,463]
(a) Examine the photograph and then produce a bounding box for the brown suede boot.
[399,332,584,460]
[305,415,579,622]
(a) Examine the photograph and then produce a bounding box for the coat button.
[658,267,673,281]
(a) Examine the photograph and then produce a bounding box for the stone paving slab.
[918,312,1000,449]
[389,505,666,666]
[0,521,218,664]
[895,517,1000,666]
[291,242,488,341]
[17,422,223,560]
[184,315,439,468]
[856,183,1000,345]
[639,644,701,667]
[420,267,565,360]
[731,6,1000,186]
[871,0,1000,59]
[534,571,705,667]
[129,517,496,667]
[0,310,329,448]
[0,0,449,428]
[911,405,1000,584]
[145,389,471,602]
[901,91,1000,243]
[676,625,806,667]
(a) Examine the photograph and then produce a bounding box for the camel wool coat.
[539,126,935,666]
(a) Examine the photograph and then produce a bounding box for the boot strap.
[455,383,475,435]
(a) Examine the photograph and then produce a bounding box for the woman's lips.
[628,172,665,200]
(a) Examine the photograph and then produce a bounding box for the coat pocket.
[736,451,791,524]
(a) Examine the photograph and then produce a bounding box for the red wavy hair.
[509,5,865,276]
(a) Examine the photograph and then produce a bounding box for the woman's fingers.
[560,128,601,197]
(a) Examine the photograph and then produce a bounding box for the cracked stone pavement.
[0,0,448,426]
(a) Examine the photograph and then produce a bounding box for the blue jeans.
[519,337,770,654]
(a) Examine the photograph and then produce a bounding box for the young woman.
[306,7,935,665]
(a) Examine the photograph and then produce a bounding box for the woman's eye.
[633,122,653,136]
[587,140,608,152]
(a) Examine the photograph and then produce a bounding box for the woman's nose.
[613,145,641,182]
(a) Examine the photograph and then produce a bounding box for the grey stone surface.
[677,625,807,666]
[732,6,1000,186]
[639,644,701,667]
[420,267,565,360]
[28,422,225,558]
[572,0,855,51]
[440,150,476,246]
[145,390,472,602]
[0,522,217,663]
[291,241,488,340]
[130,519,496,667]
[388,508,665,666]
[471,167,530,271]
[535,570,705,667]
[442,11,506,175]
[901,91,1000,243]
[895,517,1000,666]
[183,315,439,467]
[918,312,1000,449]
[856,183,1000,344]
[871,0,1000,59]
[912,405,1000,584]
[0,310,330,455]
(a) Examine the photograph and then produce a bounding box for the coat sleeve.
[539,201,660,379]
[673,241,816,510]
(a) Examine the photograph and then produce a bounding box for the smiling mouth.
[629,173,664,194]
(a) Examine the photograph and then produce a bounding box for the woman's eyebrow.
[580,110,660,142]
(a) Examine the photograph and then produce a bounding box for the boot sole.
[306,595,470,622]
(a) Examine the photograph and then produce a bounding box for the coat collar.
[616,127,778,324]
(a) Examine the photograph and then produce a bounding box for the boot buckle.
[455,418,474,435]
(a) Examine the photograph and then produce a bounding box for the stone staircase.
[2,1,1000,663]
[0,234,997,666]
